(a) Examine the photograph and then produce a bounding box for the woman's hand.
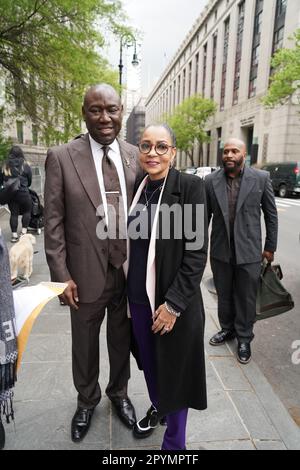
[152,304,177,335]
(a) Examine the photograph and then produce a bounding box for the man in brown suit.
[44,84,141,442]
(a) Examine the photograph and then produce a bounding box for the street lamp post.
[118,34,139,98]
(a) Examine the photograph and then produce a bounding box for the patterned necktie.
[101,145,126,268]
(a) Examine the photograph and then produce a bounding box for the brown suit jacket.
[44,133,141,303]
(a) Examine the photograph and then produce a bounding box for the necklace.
[142,182,163,211]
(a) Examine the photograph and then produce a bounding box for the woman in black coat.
[126,124,208,450]
[0,146,32,242]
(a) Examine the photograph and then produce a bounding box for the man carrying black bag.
[205,138,278,364]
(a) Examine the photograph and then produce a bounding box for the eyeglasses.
[138,142,173,156]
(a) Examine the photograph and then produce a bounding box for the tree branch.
[0,0,48,39]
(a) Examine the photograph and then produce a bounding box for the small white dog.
[9,234,36,280]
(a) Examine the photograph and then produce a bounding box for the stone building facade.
[145,0,300,169]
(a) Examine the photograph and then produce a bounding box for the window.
[211,34,218,99]
[16,121,24,143]
[207,130,211,165]
[173,79,176,107]
[220,17,230,110]
[233,1,245,105]
[272,0,287,56]
[183,69,186,100]
[14,82,22,111]
[165,89,169,114]
[277,0,287,17]
[177,75,181,103]
[249,0,264,98]
[273,26,284,53]
[195,53,199,93]
[202,44,207,96]
[188,61,192,96]
[32,125,38,145]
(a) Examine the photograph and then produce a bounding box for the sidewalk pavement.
[1,210,300,451]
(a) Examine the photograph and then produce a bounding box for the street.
[253,197,300,426]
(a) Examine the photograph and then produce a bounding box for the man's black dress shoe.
[237,342,251,364]
[71,407,94,443]
[111,397,136,429]
[133,405,159,439]
[209,329,236,346]
[0,421,5,450]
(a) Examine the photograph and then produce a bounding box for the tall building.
[145,0,300,169]
[126,98,146,146]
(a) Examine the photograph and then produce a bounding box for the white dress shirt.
[89,134,128,224]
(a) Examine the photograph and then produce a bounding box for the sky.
[105,0,207,97]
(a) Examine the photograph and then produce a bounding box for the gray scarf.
[0,232,17,422]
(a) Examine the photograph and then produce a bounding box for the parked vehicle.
[195,166,218,179]
[261,162,300,198]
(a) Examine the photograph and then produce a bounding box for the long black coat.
[136,168,208,417]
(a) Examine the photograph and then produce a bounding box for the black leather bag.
[0,177,20,205]
[256,261,294,320]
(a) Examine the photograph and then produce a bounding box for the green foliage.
[0,131,12,164]
[0,0,131,144]
[166,95,217,167]
[263,30,300,108]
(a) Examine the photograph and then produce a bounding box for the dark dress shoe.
[209,329,236,346]
[237,342,251,364]
[71,407,94,443]
[0,421,5,450]
[133,405,159,439]
[111,397,136,429]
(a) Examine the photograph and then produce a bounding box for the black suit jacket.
[205,167,278,264]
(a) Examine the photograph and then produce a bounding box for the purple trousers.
[129,302,188,450]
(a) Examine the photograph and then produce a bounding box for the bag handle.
[260,261,289,297]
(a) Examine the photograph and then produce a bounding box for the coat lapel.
[212,170,230,241]
[155,169,180,269]
[236,167,256,214]
[118,139,137,209]
[68,134,103,211]
[146,168,180,313]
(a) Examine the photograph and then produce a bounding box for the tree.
[0,131,12,164]
[263,30,300,108]
[166,95,217,167]
[0,0,131,144]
